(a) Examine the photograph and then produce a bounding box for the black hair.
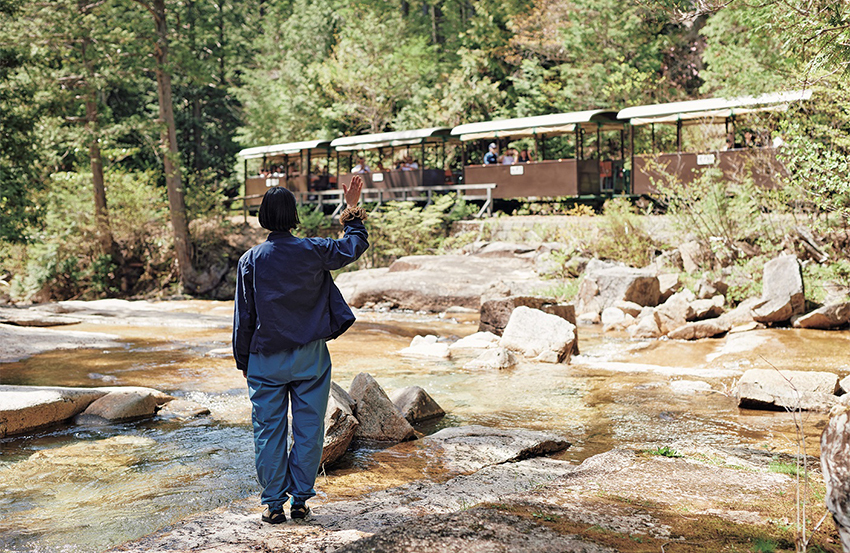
[258,186,300,231]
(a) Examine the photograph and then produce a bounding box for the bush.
[363,193,476,267]
[591,197,657,267]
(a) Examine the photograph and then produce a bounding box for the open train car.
[329,127,457,195]
[451,110,627,199]
[619,90,812,194]
[237,139,334,206]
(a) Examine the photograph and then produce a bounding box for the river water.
[0,301,846,552]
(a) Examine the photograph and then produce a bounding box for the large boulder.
[576,262,660,316]
[658,272,683,303]
[655,289,696,335]
[322,382,359,466]
[821,403,850,553]
[390,386,445,424]
[349,373,416,442]
[678,240,711,273]
[629,310,664,339]
[77,389,172,423]
[753,255,805,323]
[335,255,541,312]
[479,296,575,336]
[793,303,850,330]
[500,306,577,363]
[736,369,839,412]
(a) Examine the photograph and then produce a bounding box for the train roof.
[237,139,333,159]
[330,127,454,151]
[617,89,812,126]
[450,110,622,141]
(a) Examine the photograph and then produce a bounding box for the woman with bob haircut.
[233,176,368,524]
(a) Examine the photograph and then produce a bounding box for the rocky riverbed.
[1,236,849,552]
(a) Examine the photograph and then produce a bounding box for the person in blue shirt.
[233,176,369,524]
[483,143,499,165]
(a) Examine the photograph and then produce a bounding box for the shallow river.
[1,301,847,552]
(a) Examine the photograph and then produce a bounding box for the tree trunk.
[78,17,116,260]
[85,96,115,257]
[150,0,197,291]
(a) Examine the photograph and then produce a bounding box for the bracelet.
[339,205,368,224]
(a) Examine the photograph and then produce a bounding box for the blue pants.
[246,339,332,510]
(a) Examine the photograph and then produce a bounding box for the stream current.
[0,300,846,552]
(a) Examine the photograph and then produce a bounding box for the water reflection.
[0,303,841,551]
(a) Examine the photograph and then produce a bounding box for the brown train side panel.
[463,160,581,199]
[633,149,788,195]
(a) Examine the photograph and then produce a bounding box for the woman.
[233,176,369,524]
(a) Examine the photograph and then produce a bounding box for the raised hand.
[343,174,363,208]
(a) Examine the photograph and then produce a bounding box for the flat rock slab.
[0,307,82,327]
[736,368,839,411]
[33,299,230,329]
[335,256,543,311]
[0,323,120,363]
[418,425,570,474]
[108,430,576,553]
[109,445,810,553]
[793,302,850,329]
[0,385,172,437]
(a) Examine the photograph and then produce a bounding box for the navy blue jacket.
[232,220,368,372]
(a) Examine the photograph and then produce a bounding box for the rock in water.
[479,296,575,336]
[500,306,577,363]
[322,382,359,466]
[793,303,850,330]
[157,399,210,420]
[821,404,850,553]
[464,347,518,370]
[399,335,451,358]
[349,373,415,442]
[0,386,106,437]
[389,386,445,424]
[735,369,839,412]
[77,390,165,423]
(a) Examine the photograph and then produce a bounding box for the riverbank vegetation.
[0,0,847,303]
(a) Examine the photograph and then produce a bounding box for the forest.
[0,0,848,300]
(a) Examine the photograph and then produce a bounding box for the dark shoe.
[262,506,286,524]
[290,503,311,521]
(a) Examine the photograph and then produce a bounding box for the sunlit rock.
[157,399,211,420]
[0,386,106,437]
[576,261,660,317]
[463,347,518,370]
[390,386,445,424]
[688,295,725,321]
[449,331,499,351]
[613,300,642,318]
[349,373,415,443]
[792,302,850,330]
[322,382,359,467]
[399,335,451,359]
[736,368,839,412]
[77,389,171,423]
[667,318,731,341]
[696,276,729,300]
[479,296,575,336]
[473,241,535,258]
[656,289,696,335]
[419,425,569,474]
[629,310,663,339]
[753,254,805,323]
[821,403,850,552]
[678,240,710,273]
[657,272,682,303]
[500,306,576,364]
[840,375,850,395]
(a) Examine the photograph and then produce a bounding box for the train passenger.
[501,148,516,165]
[518,149,533,163]
[484,143,499,165]
[407,157,419,169]
[353,157,371,173]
